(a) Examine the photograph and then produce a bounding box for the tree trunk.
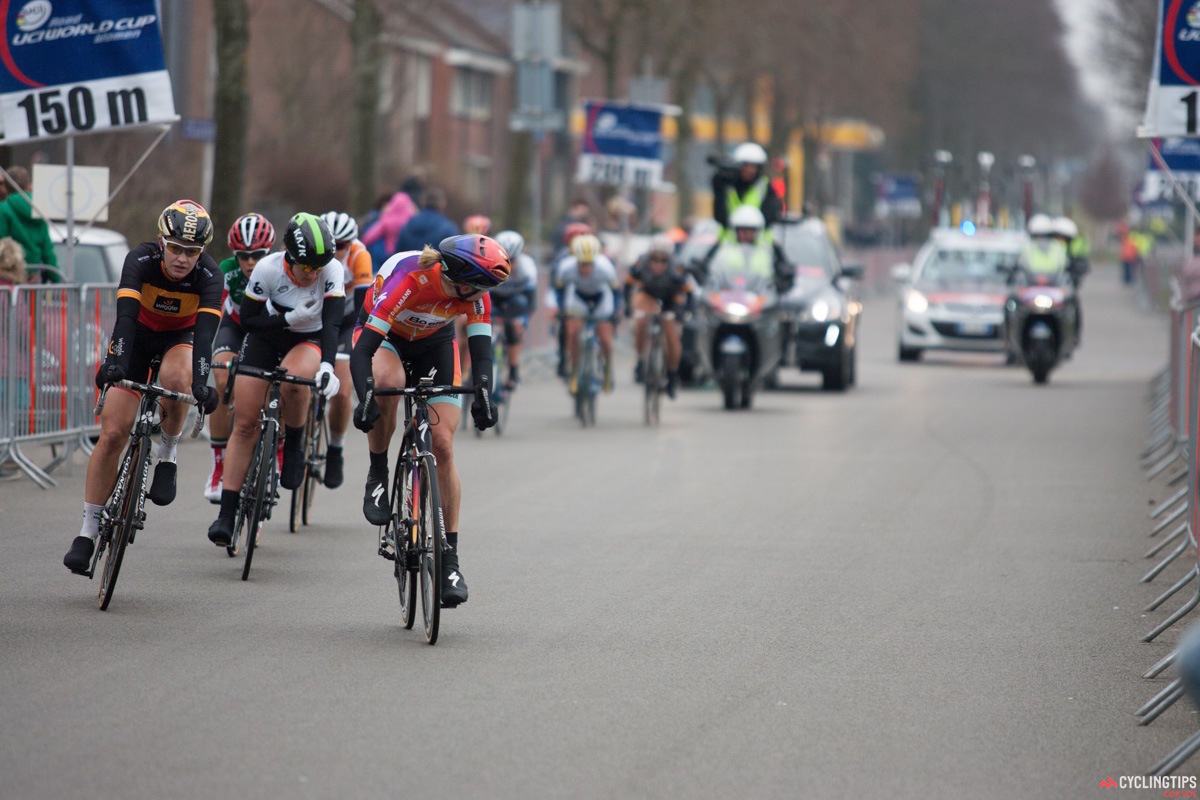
[350,0,382,215]
[503,131,534,231]
[210,0,250,235]
[673,69,696,225]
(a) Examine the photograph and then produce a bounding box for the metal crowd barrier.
[0,283,116,488]
[1136,281,1200,775]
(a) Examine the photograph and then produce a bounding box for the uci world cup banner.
[0,0,176,143]
[1143,0,1200,138]
[574,101,664,189]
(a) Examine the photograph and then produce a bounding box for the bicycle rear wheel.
[242,426,277,581]
[393,455,416,629]
[98,436,148,610]
[417,454,445,644]
[645,336,664,426]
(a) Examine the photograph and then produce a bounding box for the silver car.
[893,228,1025,361]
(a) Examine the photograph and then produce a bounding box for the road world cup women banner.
[1143,0,1200,137]
[0,0,175,142]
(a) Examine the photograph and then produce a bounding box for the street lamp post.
[932,149,952,228]
[977,151,994,229]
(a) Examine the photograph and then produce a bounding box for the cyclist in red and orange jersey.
[350,234,510,607]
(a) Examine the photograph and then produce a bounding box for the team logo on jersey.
[153,295,182,314]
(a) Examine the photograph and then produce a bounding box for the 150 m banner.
[0,0,175,142]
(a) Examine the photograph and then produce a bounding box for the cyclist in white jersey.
[206,213,344,547]
[554,233,620,393]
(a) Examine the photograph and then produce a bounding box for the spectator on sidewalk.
[396,187,458,253]
[361,189,417,268]
[0,167,59,282]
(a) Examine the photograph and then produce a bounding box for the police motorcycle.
[695,241,785,410]
[1002,217,1083,385]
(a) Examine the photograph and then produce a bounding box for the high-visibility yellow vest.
[1024,240,1068,273]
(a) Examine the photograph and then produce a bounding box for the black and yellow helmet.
[158,199,214,245]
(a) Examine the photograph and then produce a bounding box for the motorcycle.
[1003,267,1080,385]
[697,268,784,409]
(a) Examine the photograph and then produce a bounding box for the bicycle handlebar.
[93,380,206,438]
[365,376,476,403]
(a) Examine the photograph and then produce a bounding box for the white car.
[48,225,130,284]
[893,228,1027,361]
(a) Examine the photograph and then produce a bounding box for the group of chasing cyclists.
[63,199,519,609]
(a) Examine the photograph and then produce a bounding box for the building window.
[451,67,493,121]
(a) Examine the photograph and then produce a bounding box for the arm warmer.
[108,295,141,373]
[239,296,287,332]
[468,332,493,388]
[191,311,219,386]
[319,299,340,364]
[350,326,384,403]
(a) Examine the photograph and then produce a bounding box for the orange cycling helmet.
[563,221,592,247]
[463,214,492,235]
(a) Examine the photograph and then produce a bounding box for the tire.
[898,343,921,362]
[719,352,741,410]
[645,337,663,425]
[417,454,444,644]
[242,426,277,581]
[848,345,857,386]
[97,436,148,611]
[1028,341,1055,385]
[393,459,416,630]
[822,342,850,391]
[301,415,324,527]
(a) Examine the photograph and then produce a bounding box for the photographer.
[710,142,783,233]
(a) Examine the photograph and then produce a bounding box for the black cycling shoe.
[324,446,344,489]
[441,550,468,607]
[147,461,177,506]
[634,359,645,384]
[280,437,305,490]
[207,516,234,546]
[666,370,679,400]
[363,467,390,526]
[63,536,94,574]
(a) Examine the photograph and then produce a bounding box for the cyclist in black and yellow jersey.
[64,200,223,573]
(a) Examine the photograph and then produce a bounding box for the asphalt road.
[2,264,1195,799]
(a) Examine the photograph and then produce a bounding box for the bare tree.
[211,0,250,232]
[1094,0,1157,119]
[350,0,383,215]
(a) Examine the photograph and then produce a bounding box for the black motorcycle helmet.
[283,212,335,269]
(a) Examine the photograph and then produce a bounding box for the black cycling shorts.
[381,331,462,407]
[336,313,356,361]
[211,313,246,357]
[238,328,321,373]
[105,325,193,383]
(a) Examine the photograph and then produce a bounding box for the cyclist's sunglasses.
[234,249,269,260]
[292,261,322,274]
[163,240,204,258]
[453,276,496,293]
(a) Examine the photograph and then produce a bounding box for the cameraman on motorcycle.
[711,142,784,232]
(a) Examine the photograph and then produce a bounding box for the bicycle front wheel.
[645,338,664,426]
[417,454,445,644]
[242,426,277,581]
[301,415,325,527]
[393,456,416,630]
[98,436,149,610]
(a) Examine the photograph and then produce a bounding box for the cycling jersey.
[362,252,491,343]
[340,239,373,317]
[218,256,252,321]
[116,241,223,332]
[554,254,618,296]
[243,251,345,334]
[629,260,691,302]
[491,252,538,299]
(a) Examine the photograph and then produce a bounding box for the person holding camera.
[710,142,783,235]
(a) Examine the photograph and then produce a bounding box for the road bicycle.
[289,384,327,532]
[88,358,204,610]
[216,356,321,581]
[573,314,602,427]
[367,376,474,644]
[643,312,668,426]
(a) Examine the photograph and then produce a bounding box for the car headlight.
[905,291,929,314]
[810,295,843,322]
[811,299,830,322]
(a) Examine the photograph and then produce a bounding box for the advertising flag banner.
[0,0,176,142]
[1142,0,1200,137]
[575,101,664,188]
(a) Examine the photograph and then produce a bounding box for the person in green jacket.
[0,166,59,282]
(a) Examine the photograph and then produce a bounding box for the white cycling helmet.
[1026,213,1054,237]
[648,234,674,256]
[733,142,768,166]
[495,229,525,261]
[1052,216,1079,239]
[730,205,766,230]
[320,211,359,244]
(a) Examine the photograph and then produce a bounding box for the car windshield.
[773,227,834,278]
[917,247,1013,286]
[53,243,110,284]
